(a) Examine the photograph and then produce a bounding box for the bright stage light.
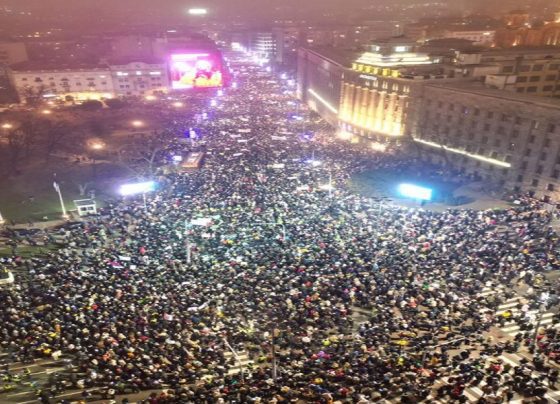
[398,184,433,201]
[119,181,156,196]
[188,8,208,15]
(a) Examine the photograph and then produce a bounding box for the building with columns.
[337,37,452,142]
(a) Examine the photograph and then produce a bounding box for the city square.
[1,1,560,404]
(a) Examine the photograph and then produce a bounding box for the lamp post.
[87,139,106,181]
[533,292,550,351]
[53,181,68,219]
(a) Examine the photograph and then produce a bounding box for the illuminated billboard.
[169,53,223,89]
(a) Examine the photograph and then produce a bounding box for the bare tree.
[42,120,84,162]
[117,131,168,179]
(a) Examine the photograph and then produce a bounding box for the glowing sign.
[119,181,156,196]
[398,184,433,201]
[169,53,223,89]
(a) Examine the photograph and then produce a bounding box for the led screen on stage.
[169,53,223,89]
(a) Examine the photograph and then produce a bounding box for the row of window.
[517,85,560,93]
[426,101,558,132]
[516,74,558,83]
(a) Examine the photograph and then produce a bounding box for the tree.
[20,84,47,106]
[117,131,168,179]
[79,100,103,111]
[104,98,127,109]
[42,120,84,162]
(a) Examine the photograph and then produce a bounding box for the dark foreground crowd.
[1,56,560,404]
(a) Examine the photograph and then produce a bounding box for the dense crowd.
[1,56,560,404]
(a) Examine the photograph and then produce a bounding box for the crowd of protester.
[1,56,560,404]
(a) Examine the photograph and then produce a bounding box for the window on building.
[508,143,516,151]
[540,152,547,160]
[545,74,557,81]
[521,161,528,170]
[525,149,532,157]
[527,86,538,93]
[552,170,560,179]
[517,76,528,83]
[497,126,505,135]
[529,76,540,82]
[517,175,524,182]
[532,179,539,187]
[473,108,480,116]
[487,111,494,119]
[517,87,525,93]
[481,136,489,144]
[515,117,522,125]
[532,120,539,129]
[547,184,555,192]
[505,156,512,163]
[549,64,560,70]
[491,152,498,159]
[494,139,501,147]
[484,123,490,131]
[448,103,454,111]
[543,85,553,91]
[544,138,551,147]
[502,66,514,73]
[528,135,536,143]
[533,64,544,71]
[519,65,530,72]
[438,101,443,108]
[548,124,556,133]
[536,165,544,174]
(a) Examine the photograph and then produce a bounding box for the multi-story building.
[297,38,560,200]
[0,41,28,66]
[109,60,169,97]
[453,48,560,97]
[415,82,560,201]
[297,48,357,126]
[250,32,276,63]
[9,62,114,102]
[495,10,560,48]
[442,29,495,46]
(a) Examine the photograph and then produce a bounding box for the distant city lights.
[210,99,217,107]
[173,101,184,107]
[398,184,433,201]
[145,95,157,101]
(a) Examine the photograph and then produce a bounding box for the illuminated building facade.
[9,64,115,102]
[109,61,169,97]
[297,42,560,200]
[338,38,448,141]
[495,10,560,48]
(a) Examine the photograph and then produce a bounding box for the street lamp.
[533,292,550,351]
[42,109,52,115]
[1,123,13,130]
[172,101,184,108]
[131,120,144,128]
[53,181,69,219]
[87,139,106,180]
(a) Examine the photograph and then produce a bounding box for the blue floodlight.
[398,183,433,201]
[119,181,156,196]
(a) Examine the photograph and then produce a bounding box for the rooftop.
[305,47,360,68]
[427,81,560,110]
[10,60,109,72]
